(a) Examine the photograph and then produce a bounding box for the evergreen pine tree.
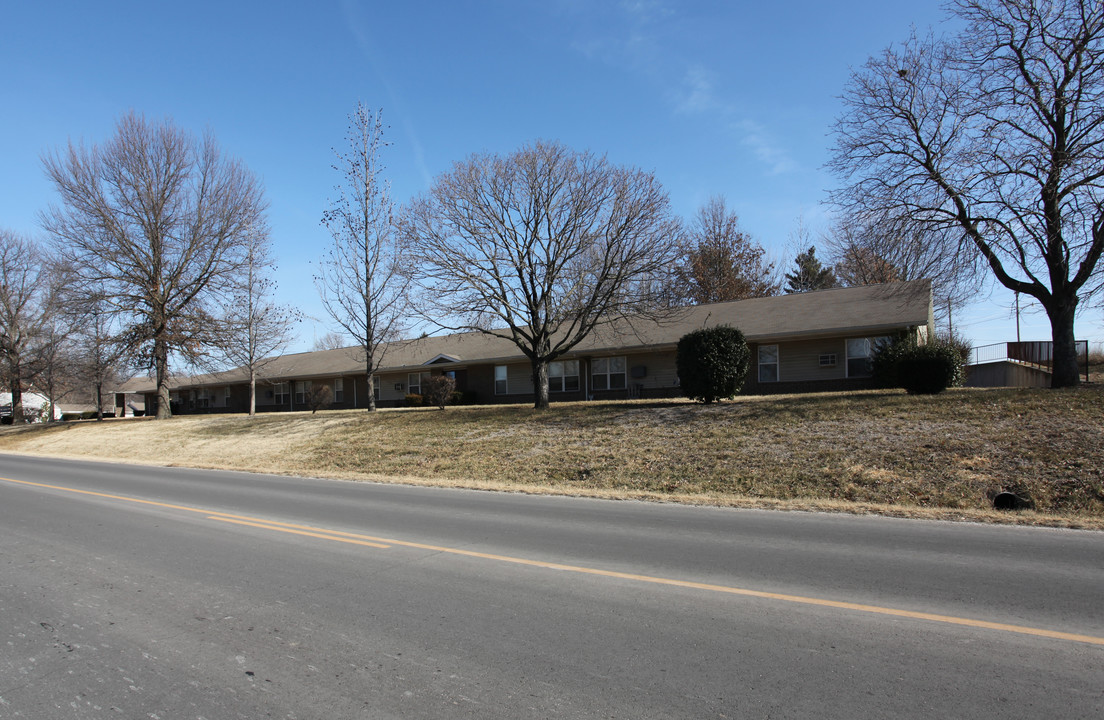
[784,246,838,293]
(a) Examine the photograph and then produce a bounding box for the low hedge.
[897,344,965,394]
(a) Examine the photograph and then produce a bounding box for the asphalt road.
[1,454,1101,719]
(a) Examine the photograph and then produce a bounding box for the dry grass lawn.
[2,384,1102,529]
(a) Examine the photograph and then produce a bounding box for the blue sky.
[3,0,1100,352]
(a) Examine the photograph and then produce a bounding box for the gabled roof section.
[424,353,462,365]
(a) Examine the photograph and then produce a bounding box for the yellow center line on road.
[4,475,1103,647]
[208,516,389,548]
[0,475,391,547]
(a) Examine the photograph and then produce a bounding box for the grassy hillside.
[2,386,1102,528]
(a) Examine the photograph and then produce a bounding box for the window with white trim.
[273,382,289,405]
[294,380,310,404]
[334,378,344,403]
[758,345,779,383]
[408,372,430,396]
[195,389,211,408]
[846,337,889,377]
[549,359,580,392]
[494,365,508,395]
[373,375,380,402]
[591,356,626,391]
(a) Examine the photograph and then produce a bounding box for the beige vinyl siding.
[505,363,532,395]
[621,351,679,392]
[376,372,411,403]
[256,383,284,406]
[777,339,848,382]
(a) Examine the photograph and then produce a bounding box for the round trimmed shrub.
[897,344,964,394]
[871,334,914,388]
[676,326,750,404]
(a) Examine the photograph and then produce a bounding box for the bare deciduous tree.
[312,331,348,351]
[422,374,456,410]
[212,224,298,416]
[829,0,1104,387]
[0,230,63,423]
[316,104,410,411]
[42,112,267,416]
[71,296,131,421]
[33,320,78,423]
[668,197,778,305]
[401,140,681,409]
[306,383,332,414]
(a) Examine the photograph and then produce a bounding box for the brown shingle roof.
[121,280,931,393]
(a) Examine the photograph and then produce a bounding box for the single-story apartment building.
[121,280,933,414]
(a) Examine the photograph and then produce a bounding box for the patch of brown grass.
[2,386,1102,529]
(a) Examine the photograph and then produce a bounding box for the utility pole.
[1014,292,1021,343]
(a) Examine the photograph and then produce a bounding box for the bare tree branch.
[825,210,987,333]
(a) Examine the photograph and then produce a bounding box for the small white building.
[0,392,64,422]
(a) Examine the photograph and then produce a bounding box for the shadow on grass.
[0,421,75,437]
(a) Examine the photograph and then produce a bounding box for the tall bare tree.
[830,0,1104,387]
[668,197,778,305]
[42,112,267,416]
[213,223,298,416]
[0,230,62,423]
[316,104,410,411]
[401,140,681,409]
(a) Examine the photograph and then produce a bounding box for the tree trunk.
[1047,295,1081,388]
[531,359,550,410]
[155,336,172,419]
[9,359,24,423]
[45,377,56,423]
[95,382,104,421]
[249,370,257,417]
[366,370,377,411]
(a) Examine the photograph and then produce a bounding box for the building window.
[294,380,310,405]
[334,378,344,403]
[273,382,289,405]
[408,372,430,396]
[549,360,580,392]
[846,337,889,378]
[195,389,210,408]
[494,365,508,395]
[373,375,380,401]
[591,356,626,391]
[214,386,230,407]
[758,345,779,383]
